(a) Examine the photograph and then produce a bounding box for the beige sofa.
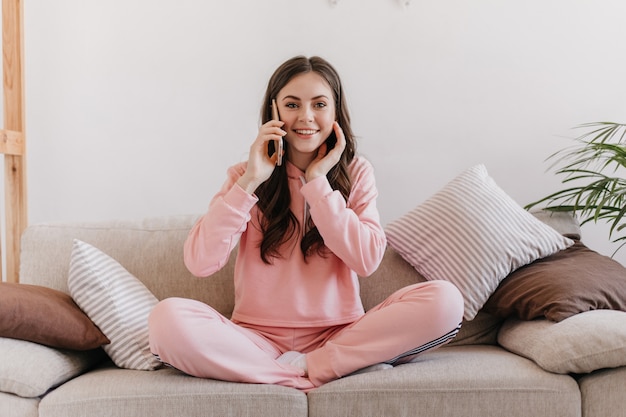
[2,213,626,417]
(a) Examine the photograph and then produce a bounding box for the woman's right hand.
[236,120,285,194]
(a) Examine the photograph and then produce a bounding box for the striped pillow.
[385,164,573,321]
[68,239,161,370]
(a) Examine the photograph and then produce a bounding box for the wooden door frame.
[1,0,27,283]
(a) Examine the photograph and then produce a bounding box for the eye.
[315,102,328,109]
[286,102,298,109]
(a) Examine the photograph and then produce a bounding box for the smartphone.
[271,99,283,166]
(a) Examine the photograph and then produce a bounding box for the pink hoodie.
[184,157,386,328]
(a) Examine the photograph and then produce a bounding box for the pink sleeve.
[300,157,386,277]
[183,164,258,277]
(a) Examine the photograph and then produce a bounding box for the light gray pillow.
[498,310,626,374]
[386,164,574,320]
[0,337,104,397]
[68,239,161,371]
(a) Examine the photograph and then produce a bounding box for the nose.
[298,106,314,122]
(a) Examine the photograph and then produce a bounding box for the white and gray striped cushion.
[385,164,573,321]
[68,239,161,370]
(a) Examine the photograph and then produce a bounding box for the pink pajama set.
[148,157,464,391]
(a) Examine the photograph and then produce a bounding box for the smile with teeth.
[295,129,318,135]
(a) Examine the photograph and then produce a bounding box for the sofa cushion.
[578,366,626,417]
[38,362,308,417]
[385,164,573,320]
[498,310,626,374]
[484,240,626,322]
[0,337,105,398]
[0,391,39,417]
[68,240,161,371]
[0,282,109,350]
[308,345,580,417]
[447,311,503,346]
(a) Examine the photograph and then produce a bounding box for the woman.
[148,56,464,391]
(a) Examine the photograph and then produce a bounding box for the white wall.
[18,0,626,263]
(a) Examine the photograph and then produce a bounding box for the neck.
[287,152,315,172]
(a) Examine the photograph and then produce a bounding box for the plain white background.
[3,0,626,265]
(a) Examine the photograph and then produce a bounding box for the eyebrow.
[281,95,330,102]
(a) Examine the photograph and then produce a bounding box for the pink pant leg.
[306,280,464,386]
[148,297,314,390]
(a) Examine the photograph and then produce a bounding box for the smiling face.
[275,72,336,170]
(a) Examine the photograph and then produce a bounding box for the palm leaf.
[527,122,626,254]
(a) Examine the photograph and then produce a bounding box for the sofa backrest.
[18,214,427,319]
[20,212,433,317]
[19,210,579,346]
[19,214,236,318]
[19,213,521,345]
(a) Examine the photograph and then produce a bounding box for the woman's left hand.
[305,122,346,182]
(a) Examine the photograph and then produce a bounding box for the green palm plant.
[526,122,626,255]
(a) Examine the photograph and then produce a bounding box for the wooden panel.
[0,128,24,155]
[2,0,27,283]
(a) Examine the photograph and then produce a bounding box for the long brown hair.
[255,56,356,263]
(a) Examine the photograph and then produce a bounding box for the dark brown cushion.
[0,282,110,350]
[483,240,626,322]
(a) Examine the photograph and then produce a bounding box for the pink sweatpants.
[148,280,463,390]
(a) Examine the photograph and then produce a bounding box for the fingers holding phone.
[238,120,284,193]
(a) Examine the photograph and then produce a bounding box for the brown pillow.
[0,282,110,350]
[483,240,626,322]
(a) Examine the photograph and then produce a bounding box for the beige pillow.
[0,337,105,398]
[498,310,626,374]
